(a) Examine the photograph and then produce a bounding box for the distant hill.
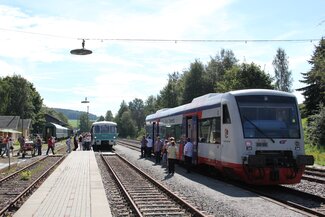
[53,108,98,120]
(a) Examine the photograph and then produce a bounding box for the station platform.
[14,151,112,217]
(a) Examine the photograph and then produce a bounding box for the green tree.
[118,111,136,138]
[1,75,43,119]
[206,49,238,92]
[115,100,128,122]
[57,112,68,124]
[97,115,105,121]
[307,104,325,146]
[216,63,273,92]
[105,110,114,121]
[182,60,208,104]
[272,48,293,92]
[79,112,89,132]
[128,98,145,132]
[159,72,181,108]
[0,79,9,114]
[144,95,159,117]
[298,38,325,116]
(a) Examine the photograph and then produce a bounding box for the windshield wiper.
[242,115,275,143]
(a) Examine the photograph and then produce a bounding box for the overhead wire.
[0,27,320,43]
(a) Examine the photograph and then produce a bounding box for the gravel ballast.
[112,145,306,217]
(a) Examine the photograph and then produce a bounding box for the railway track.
[116,139,140,151]
[0,155,65,216]
[100,152,208,217]
[117,139,325,216]
[241,184,325,216]
[303,167,325,184]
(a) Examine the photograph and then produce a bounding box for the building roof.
[0,116,31,131]
[0,116,20,129]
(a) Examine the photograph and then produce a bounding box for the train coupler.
[296,155,315,166]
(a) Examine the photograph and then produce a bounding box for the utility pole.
[81,97,90,132]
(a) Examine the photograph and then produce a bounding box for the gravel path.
[113,145,306,217]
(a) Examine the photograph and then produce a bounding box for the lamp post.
[81,97,90,132]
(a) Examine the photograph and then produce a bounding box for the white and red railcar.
[145,89,314,185]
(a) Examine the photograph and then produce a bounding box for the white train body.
[146,89,314,185]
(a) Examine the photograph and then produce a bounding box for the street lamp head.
[81,97,90,104]
[70,39,92,55]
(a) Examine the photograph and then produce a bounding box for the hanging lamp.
[70,39,92,55]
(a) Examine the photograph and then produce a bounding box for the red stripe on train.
[197,156,304,185]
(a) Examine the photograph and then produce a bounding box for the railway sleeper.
[142,211,188,216]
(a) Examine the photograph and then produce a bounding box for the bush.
[305,144,325,166]
[306,104,325,147]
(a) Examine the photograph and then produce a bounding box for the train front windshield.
[93,125,117,134]
[236,95,300,139]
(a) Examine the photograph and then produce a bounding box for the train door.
[190,116,198,165]
[151,122,156,143]
[220,102,232,163]
[184,116,198,165]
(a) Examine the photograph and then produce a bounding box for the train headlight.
[295,141,300,151]
[245,141,252,151]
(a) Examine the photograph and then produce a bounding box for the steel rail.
[101,154,143,217]
[115,152,207,217]
[0,156,48,183]
[0,155,65,216]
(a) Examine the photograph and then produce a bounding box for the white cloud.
[0,0,323,117]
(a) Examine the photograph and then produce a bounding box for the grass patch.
[20,170,32,180]
[68,119,78,128]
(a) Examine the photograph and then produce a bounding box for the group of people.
[140,135,194,175]
[70,133,92,152]
[0,133,94,158]
[0,134,52,158]
[0,135,13,157]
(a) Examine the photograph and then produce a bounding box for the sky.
[0,0,324,117]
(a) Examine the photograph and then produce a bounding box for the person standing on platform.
[18,136,25,156]
[36,135,42,155]
[66,136,71,153]
[161,140,168,167]
[146,136,153,158]
[46,136,55,155]
[140,135,147,158]
[184,138,194,173]
[73,134,78,151]
[167,139,177,175]
[154,136,163,164]
[78,134,83,151]
[1,136,9,157]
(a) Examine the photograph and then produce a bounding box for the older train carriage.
[91,121,118,151]
[146,89,314,185]
[43,122,69,140]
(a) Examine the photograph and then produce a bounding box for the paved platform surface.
[14,151,112,217]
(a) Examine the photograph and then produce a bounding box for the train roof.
[46,122,68,130]
[228,89,295,97]
[146,89,297,121]
[91,121,117,126]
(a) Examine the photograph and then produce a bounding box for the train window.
[110,126,116,133]
[165,124,182,142]
[199,117,221,144]
[236,95,300,139]
[223,104,231,124]
[101,125,109,133]
[94,125,100,133]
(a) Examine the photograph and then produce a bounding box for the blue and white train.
[91,121,118,151]
[146,89,314,185]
